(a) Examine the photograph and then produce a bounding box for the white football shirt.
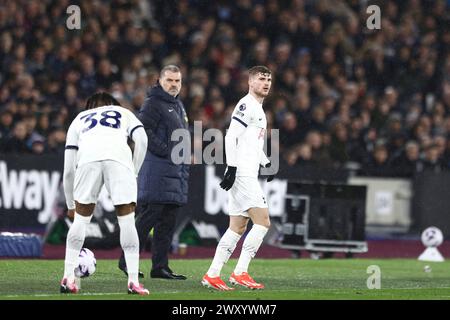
[225,93,270,177]
[65,105,144,173]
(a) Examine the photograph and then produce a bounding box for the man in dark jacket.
[119,65,190,280]
[390,140,421,177]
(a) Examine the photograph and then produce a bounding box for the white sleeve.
[63,121,79,210]
[127,111,147,176]
[130,125,147,176]
[225,101,253,166]
[126,110,145,136]
[224,119,247,167]
[63,149,77,210]
[65,118,79,149]
[231,101,252,127]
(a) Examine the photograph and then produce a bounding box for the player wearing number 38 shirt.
[65,98,144,178]
[202,66,275,291]
[60,92,150,295]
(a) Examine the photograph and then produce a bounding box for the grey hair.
[405,140,419,149]
[160,65,181,78]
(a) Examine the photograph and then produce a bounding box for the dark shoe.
[150,268,187,280]
[119,264,144,279]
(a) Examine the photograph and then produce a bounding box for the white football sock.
[207,229,241,277]
[117,212,140,285]
[64,213,92,282]
[234,224,268,275]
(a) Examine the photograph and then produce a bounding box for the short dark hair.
[85,92,121,110]
[248,65,271,77]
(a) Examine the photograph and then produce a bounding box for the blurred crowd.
[0,0,450,177]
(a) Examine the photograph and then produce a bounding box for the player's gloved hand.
[265,162,275,182]
[220,166,237,191]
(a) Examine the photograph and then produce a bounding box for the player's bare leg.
[116,203,149,295]
[229,215,250,235]
[230,207,270,289]
[202,216,248,290]
[61,202,94,293]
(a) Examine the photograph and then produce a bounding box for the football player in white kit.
[60,92,150,295]
[202,66,274,290]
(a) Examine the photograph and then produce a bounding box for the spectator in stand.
[328,122,350,165]
[45,126,66,154]
[391,140,421,177]
[295,143,313,165]
[31,138,46,155]
[362,143,394,177]
[0,121,29,154]
[309,106,327,133]
[279,111,302,150]
[305,130,332,166]
[0,110,14,140]
[420,143,446,173]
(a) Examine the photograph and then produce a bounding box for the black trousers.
[119,202,179,271]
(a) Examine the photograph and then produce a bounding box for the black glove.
[220,166,237,191]
[265,162,275,182]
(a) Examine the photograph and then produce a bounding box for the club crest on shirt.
[239,103,246,111]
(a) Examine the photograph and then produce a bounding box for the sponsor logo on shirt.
[239,103,246,111]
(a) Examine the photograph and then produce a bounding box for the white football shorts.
[227,176,268,217]
[74,160,137,205]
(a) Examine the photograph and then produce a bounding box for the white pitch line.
[3,292,124,298]
[2,290,184,298]
[3,287,450,298]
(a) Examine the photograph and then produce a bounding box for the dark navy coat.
[137,83,190,205]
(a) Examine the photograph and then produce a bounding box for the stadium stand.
[0,0,449,177]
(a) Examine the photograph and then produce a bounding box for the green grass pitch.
[1,258,449,300]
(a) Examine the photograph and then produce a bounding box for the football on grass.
[74,248,97,278]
